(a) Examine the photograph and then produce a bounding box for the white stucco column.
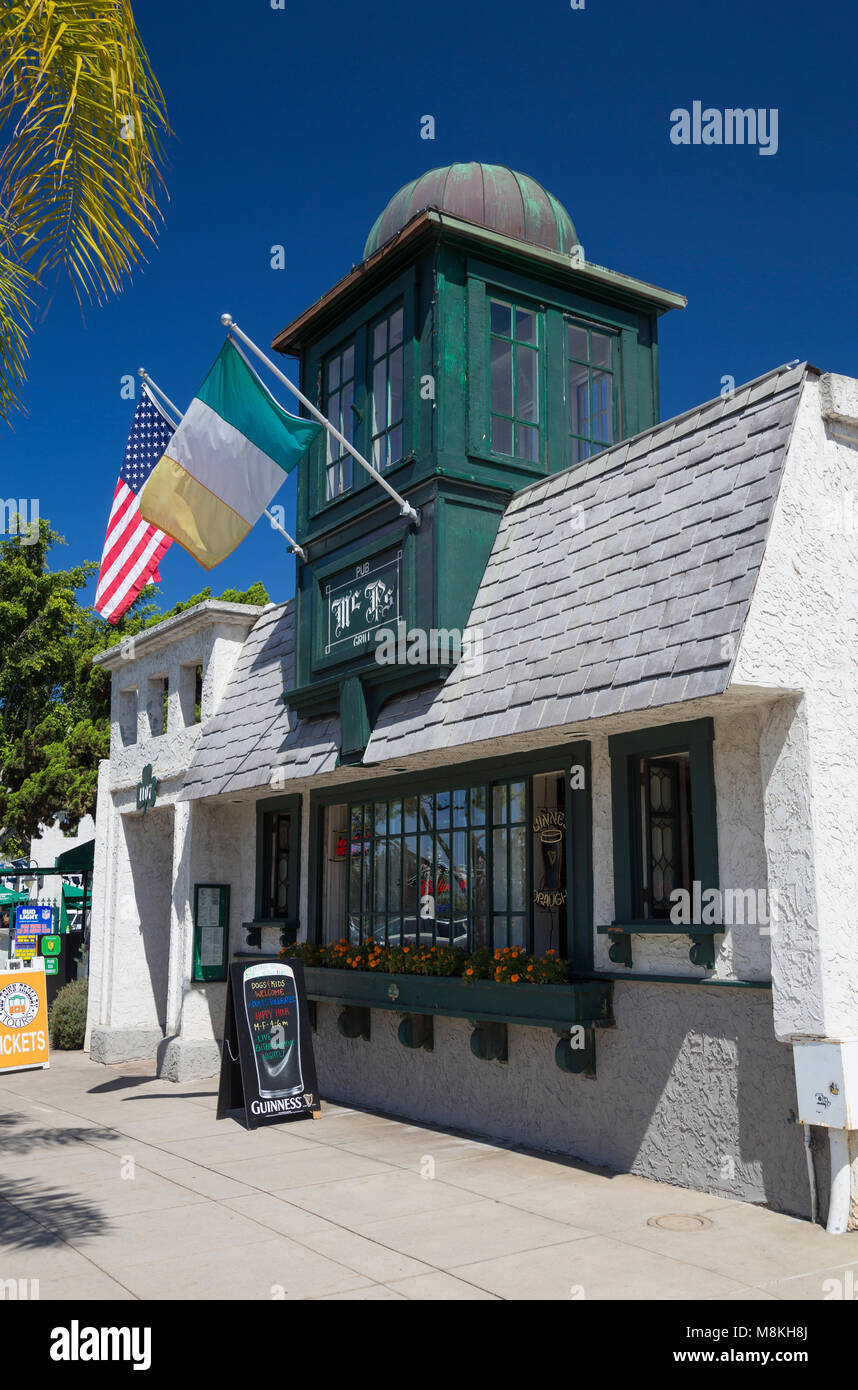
[165,798,194,1037]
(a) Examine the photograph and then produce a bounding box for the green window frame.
[488,296,542,463]
[370,305,405,472]
[255,796,300,926]
[192,884,229,982]
[608,719,718,928]
[566,316,617,463]
[323,340,357,498]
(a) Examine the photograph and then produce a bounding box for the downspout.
[803,1124,818,1225]
[826,1130,851,1235]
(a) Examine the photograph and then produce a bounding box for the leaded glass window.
[324,343,356,498]
[566,317,615,464]
[370,306,404,472]
[637,753,693,919]
[489,299,540,461]
[261,812,292,920]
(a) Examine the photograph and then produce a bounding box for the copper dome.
[363,162,578,260]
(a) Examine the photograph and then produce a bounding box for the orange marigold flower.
[511,974,520,982]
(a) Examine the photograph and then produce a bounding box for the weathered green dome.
[363,162,578,260]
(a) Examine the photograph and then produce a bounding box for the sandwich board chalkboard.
[217,958,320,1129]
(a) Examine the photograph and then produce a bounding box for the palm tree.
[0,1,169,423]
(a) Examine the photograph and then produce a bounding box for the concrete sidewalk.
[0,1052,855,1301]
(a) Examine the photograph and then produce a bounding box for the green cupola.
[273,163,685,760]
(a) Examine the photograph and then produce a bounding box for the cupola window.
[324,343,356,499]
[567,317,615,463]
[370,306,404,472]
[489,298,540,462]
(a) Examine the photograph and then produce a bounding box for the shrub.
[50,977,88,1050]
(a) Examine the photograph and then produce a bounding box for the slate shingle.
[181,364,807,795]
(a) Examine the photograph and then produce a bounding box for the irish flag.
[138,339,322,568]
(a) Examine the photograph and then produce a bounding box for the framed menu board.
[192,884,230,982]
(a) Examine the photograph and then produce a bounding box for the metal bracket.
[397,1014,434,1051]
[554,1027,597,1078]
[337,1005,370,1041]
[689,935,716,969]
[469,1019,508,1063]
[608,928,633,968]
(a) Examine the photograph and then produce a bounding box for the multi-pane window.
[347,789,486,950]
[370,306,404,472]
[324,343,356,499]
[261,812,292,920]
[636,753,693,919]
[491,780,528,947]
[489,299,540,461]
[343,777,553,953]
[567,318,615,464]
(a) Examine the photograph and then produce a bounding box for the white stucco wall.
[733,373,858,1039]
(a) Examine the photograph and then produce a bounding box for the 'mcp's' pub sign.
[324,552,400,658]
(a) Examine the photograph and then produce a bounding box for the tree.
[0,2,169,422]
[0,519,269,854]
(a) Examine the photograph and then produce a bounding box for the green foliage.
[50,976,88,1050]
[0,518,270,854]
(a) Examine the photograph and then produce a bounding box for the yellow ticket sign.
[0,960,50,1074]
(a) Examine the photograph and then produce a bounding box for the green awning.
[54,839,95,874]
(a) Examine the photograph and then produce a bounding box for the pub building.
[87,163,858,1227]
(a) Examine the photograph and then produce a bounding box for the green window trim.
[192,884,229,982]
[323,339,357,499]
[608,718,718,929]
[255,794,301,927]
[303,266,417,521]
[566,315,620,464]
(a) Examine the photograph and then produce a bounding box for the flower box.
[303,966,614,1032]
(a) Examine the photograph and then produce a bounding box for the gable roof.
[182,361,808,799]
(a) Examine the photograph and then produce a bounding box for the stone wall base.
[89,1026,163,1066]
[158,1035,222,1083]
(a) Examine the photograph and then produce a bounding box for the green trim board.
[303,966,614,1032]
[192,884,230,982]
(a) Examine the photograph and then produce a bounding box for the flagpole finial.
[138,367,147,379]
[220,313,233,328]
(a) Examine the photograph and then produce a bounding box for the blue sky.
[4,0,856,612]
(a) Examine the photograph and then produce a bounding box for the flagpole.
[220,314,420,525]
[138,367,308,561]
[137,368,183,426]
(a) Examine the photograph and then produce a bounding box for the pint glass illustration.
[242,962,304,1099]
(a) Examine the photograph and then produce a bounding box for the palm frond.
[0,217,34,420]
[0,1,169,418]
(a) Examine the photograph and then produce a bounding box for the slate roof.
[182,361,808,799]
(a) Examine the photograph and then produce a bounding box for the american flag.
[95,385,177,623]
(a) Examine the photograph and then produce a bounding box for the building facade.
[87,164,858,1226]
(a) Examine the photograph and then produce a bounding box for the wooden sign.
[217,959,320,1129]
[0,959,50,1074]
